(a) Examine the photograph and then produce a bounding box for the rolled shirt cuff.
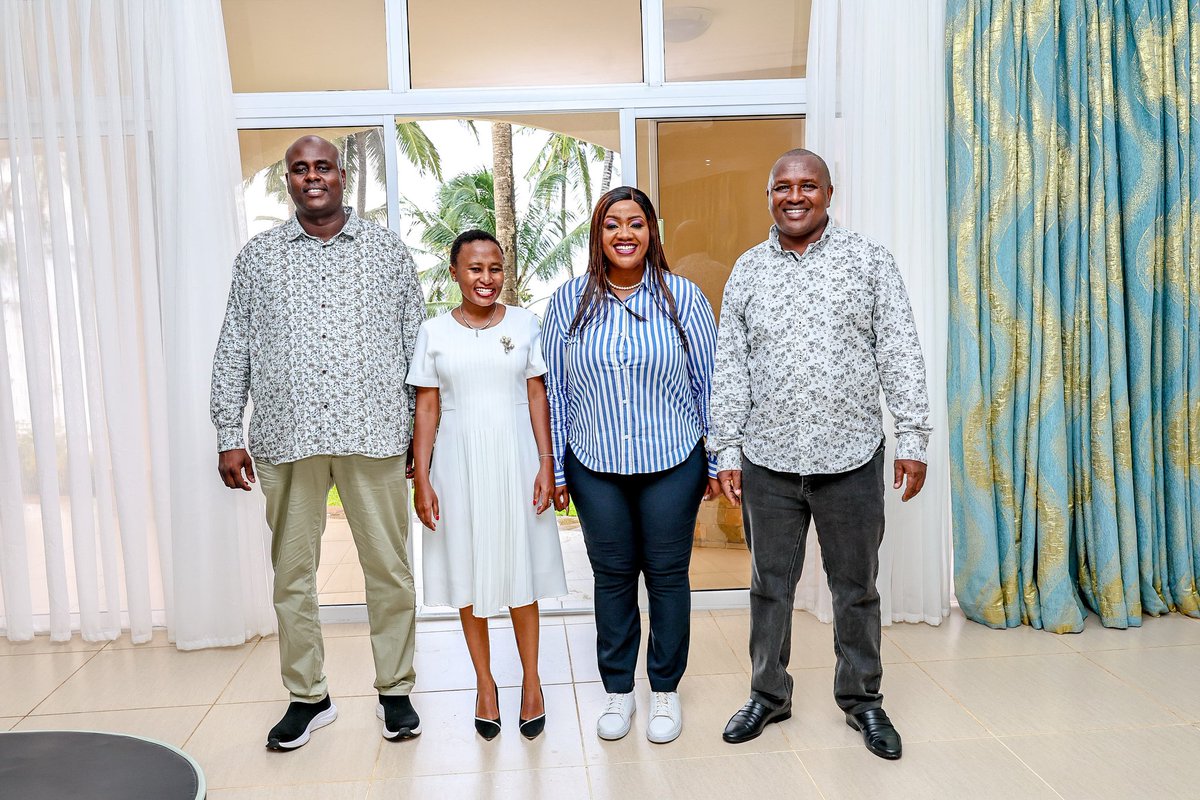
[716,446,743,473]
[894,433,928,464]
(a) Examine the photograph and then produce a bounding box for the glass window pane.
[407,0,642,89]
[664,0,811,82]
[238,127,389,239]
[222,0,388,92]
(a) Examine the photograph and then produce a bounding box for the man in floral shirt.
[211,136,425,751]
[712,149,931,760]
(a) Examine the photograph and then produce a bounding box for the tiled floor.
[3,609,1200,799]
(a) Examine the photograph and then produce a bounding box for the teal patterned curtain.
[947,0,1200,631]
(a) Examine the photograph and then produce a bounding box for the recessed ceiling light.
[663,6,713,43]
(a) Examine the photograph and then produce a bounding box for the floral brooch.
[500,336,514,354]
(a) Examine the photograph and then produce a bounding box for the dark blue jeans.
[566,442,707,693]
[742,445,886,715]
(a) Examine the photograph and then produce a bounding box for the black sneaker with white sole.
[377,694,421,740]
[265,695,338,751]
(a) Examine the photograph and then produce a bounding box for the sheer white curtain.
[0,0,274,648]
[798,0,951,625]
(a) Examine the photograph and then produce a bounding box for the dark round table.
[0,730,205,799]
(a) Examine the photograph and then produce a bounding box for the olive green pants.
[257,454,416,702]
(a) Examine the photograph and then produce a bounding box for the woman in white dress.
[407,229,567,741]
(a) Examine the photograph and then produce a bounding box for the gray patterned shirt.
[210,208,425,465]
[710,222,931,475]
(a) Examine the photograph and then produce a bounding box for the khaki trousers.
[257,454,416,702]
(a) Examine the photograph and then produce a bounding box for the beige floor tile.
[588,751,821,800]
[1001,725,1200,800]
[578,673,790,765]
[1086,645,1200,721]
[222,634,407,704]
[716,609,909,672]
[0,634,106,656]
[36,644,253,714]
[324,517,353,542]
[0,651,95,716]
[691,572,751,590]
[369,766,589,800]
[881,607,1074,662]
[373,683,585,778]
[15,705,209,747]
[323,623,373,638]
[565,615,743,686]
[322,563,367,595]
[799,737,1060,800]
[1,717,20,731]
[1061,611,1200,652]
[562,613,597,625]
[779,662,989,751]
[105,629,176,649]
[921,653,1180,736]
[185,696,382,789]
[411,625,572,693]
[320,539,354,566]
[209,783,369,800]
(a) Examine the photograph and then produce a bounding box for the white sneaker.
[596,691,636,740]
[646,691,682,744]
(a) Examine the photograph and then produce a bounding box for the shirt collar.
[285,206,361,242]
[769,216,836,257]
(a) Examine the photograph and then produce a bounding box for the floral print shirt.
[210,208,425,465]
[710,223,931,475]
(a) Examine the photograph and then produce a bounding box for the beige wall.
[665,0,811,82]
[222,0,388,93]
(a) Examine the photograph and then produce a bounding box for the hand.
[413,477,440,531]
[218,448,256,491]
[894,459,927,502]
[553,485,570,512]
[405,443,415,480]
[703,476,721,501]
[533,464,554,515]
[717,469,742,505]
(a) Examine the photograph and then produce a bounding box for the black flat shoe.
[519,687,546,740]
[845,707,902,760]
[475,687,501,741]
[722,698,792,744]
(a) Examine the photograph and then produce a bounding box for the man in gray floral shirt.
[211,136,425,751]
[713,149,931,760]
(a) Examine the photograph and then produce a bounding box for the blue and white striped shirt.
[543,272,718,486]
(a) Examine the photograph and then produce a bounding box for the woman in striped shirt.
[543,186,719,744]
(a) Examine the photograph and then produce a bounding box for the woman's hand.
[553,484,571,512]
[702,476,722,501]
[533,462,554,515]
[413,477,440,531]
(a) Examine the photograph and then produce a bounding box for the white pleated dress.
[406,306,567,617]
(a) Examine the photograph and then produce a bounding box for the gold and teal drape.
[947,0,1200,631]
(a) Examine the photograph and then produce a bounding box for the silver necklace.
[456,303,499,337]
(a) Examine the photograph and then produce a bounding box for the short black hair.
[450,229,502,266]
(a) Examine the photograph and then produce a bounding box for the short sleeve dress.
[405,305,568,617]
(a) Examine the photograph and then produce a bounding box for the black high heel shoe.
[519,687,546,740]
[474,686,501,741]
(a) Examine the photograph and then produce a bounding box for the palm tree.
[244,122,442,225]
[403,166,588,313]
[492,122,519,304]
[527,134,608,277]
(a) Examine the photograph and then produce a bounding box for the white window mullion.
[641,0,666,87]
[385,0,412,92]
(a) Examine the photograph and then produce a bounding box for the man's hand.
[553,485,570,512]
[717,469,742,505]
[218,448,256,491]
[893,459,926,502]
[702,476,722,501]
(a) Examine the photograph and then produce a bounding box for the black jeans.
[566,442,707,693]
[742,445,886,715]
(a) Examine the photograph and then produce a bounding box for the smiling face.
[601,199,650,271]
[450,239,504,310]
[768,155,834,252]
[284,136,346,220]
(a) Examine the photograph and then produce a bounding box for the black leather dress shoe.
[845,708,902,759]
[722,699,792,744]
